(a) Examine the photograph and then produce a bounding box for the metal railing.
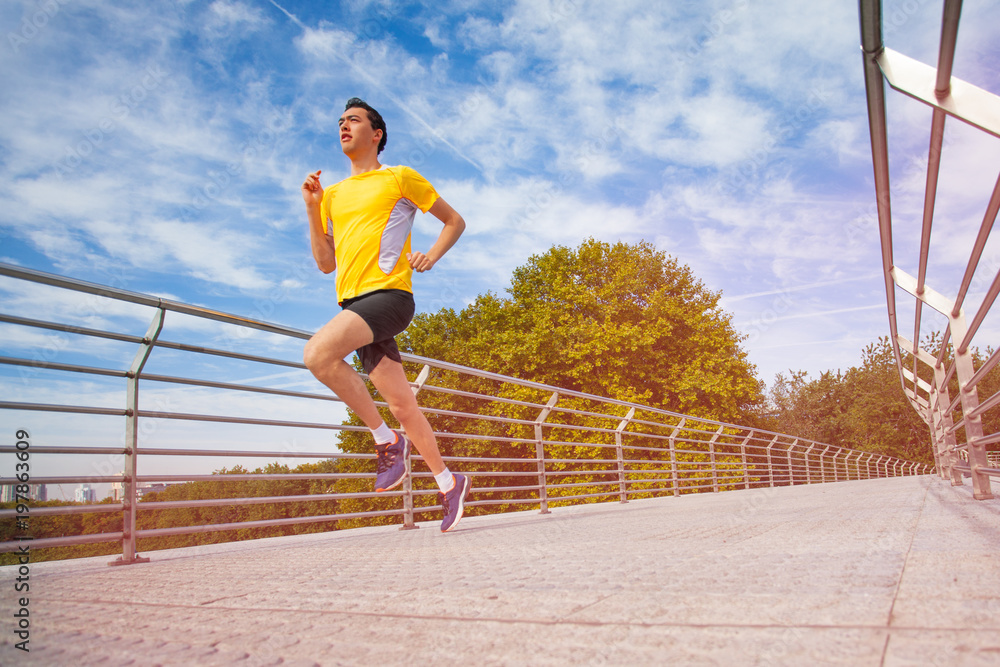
[0,263,931,564]
[859,0,1000,499]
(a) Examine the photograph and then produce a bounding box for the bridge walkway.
[1,476,998,665]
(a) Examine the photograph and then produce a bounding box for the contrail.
[268,0,305,28]
[741,304,884,325]
[267,0,486,177]
[752,336,878,351]
[721,273,882,303]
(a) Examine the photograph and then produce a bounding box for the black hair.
[344,97,387,154]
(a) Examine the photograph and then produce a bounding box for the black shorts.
[340,289,415,374]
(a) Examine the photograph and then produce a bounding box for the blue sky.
[2,0,999,497]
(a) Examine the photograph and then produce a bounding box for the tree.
[405,238,764,420]
[767,336,1000,465]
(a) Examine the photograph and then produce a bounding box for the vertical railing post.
[819,446,831,484]
[534,392,558,514]
[787,440,798,486]
[833,449,842,483]
[866,453,875,479]
[739,431,753,490]
[669,419,684,496]
[399,364,432,530]
[615,407,635,503]
[805,444,815,485]
[110,307,163,566]
[931,363,962,484]
[766,436,778,487]
[708,426,723,493]
[949,316,994,499]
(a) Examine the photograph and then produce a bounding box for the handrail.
[858,0,999,500]
[0,263,933,563]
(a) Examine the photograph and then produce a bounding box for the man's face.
[338,107,380,156]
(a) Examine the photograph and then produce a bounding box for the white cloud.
[207,0,267,30]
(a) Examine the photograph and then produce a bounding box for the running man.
[301,97,471,532]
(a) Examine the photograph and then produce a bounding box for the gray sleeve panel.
[379,197,418,274]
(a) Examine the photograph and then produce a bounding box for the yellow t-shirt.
[319,165,440,302]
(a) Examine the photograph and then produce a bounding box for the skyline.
[2,0,999,493]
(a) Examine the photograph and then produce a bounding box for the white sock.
[371,423,394,445]
[434,468,455,493]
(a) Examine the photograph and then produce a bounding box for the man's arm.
[302,170,337,273]
[407,197,466,273]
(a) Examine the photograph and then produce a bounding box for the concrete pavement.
[2,475,999,665]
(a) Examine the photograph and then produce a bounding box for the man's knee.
[390,399,423,424]
[303,337,321,371]
[303,336,340,374]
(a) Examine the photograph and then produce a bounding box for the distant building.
[0,485,46,502]
[111,474,124,502]
[110,480,170,501]
[75,485,97,503]
[136,483,168,499]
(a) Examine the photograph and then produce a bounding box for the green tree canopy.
[768,335,999,465]
[402,238,764,422]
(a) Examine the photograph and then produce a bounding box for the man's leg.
[367,356,446,474]
[369,357,472,532]
[304,310,411,491]
[302,309,384,429]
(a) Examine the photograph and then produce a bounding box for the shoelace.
[376,444,399,474]
[440,480,462,512]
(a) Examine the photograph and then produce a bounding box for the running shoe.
[374,431,410,492]
[439,473,471,533]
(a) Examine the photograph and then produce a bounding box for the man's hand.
[302,170,323,207]
[407,251,435,273]
[408,198,466,274]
